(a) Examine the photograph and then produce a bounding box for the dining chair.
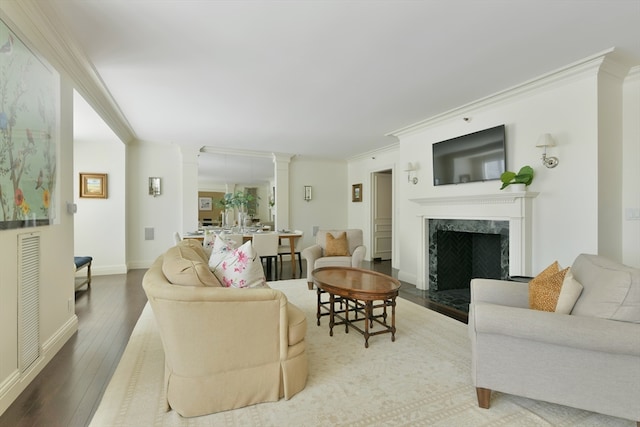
[278,230,303,278]
[251,233,279,281]
[173,231,182,245]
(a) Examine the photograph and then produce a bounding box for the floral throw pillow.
[202,230,216,258]
[212,241,268,289]
[208,235,237,270]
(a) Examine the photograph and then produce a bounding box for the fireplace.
[411,192,538,303]
[429,219,509,291]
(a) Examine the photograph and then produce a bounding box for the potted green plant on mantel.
[500,165,534,191]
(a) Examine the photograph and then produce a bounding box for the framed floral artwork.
[0,18,59,229]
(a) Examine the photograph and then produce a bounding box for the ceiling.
[54,1,640,173]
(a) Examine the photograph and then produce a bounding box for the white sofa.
[301,229,366,290]
[469,254,640,425]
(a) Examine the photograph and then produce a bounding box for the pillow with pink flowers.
[211,240,268,289]
[208,235,237,270]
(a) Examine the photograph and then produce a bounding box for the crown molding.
[1,1,136,144]
[348,141,400,162]
[386,48,617,138]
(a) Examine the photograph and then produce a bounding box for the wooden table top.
[311,266,401,301]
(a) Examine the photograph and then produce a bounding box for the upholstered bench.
[74,256,92,290]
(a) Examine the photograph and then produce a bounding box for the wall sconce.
[536,134,559,168]
[148,177,161,197]
[404,162,419,184]
[304,185,312,202]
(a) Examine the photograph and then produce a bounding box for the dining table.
[182,230,304,278]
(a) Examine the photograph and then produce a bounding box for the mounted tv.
[432,124,506,186]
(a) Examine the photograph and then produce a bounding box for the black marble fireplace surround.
[427,219,509,312]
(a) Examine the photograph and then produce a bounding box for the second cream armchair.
[301,229,366,290]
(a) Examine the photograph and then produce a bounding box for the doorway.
[371,170,392,261]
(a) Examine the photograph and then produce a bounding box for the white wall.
[73,139,127,275]
[622,68,640,267]
[348,52,640,287]
[347,145,399,266]
[126,141,185,268]
[288,157,348,251]
[0,72,77,414]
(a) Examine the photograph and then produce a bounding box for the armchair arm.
[301,244,322,281]
[471,278,529,308]
[471,302,640,356]
[350,245,366,268]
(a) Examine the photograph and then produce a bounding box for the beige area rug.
[90,279,633,427]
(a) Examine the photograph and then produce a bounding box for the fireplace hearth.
[427,219,509,312]
[411,192,538,312]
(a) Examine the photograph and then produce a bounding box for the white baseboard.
[127,260,154,270]
[0,315,78,416]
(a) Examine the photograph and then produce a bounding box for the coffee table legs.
[390,297,397,342]
[316,290,398,347]
[329,294,335,337]
[316,288,322,326]
[364,301,372,348]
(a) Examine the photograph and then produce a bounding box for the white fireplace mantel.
[410,191,539,207]
[411,191,538,290]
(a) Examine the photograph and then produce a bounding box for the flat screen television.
[432,124,506,186]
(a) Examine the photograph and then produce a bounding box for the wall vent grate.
[18,231,41,372]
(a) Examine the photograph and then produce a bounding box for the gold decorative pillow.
[529,261,569,312]
[325,232,350,256]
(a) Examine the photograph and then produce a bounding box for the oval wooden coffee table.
[311,266,401,348]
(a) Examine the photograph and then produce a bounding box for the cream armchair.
[468,254,640,425]
[142,246,308,417]
[301,229,366,290]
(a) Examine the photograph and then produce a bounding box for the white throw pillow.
[212,240,267,288]
[208,235,237,270]
[202,231,216,258]
[555,269,584,314]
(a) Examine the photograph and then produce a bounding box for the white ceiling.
[57,0,640,179]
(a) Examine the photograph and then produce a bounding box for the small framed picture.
[199,197,213,211]
[352,183,362,202]
[80,173,108,198]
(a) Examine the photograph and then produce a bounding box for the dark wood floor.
[0,259,465,426]
[0,270,148,427]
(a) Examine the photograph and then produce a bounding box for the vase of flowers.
[217,191,258,230]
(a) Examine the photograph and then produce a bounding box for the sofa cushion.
[570,254,640,323]
[287,303,307,345]
[162,245,222,287]
[315,256,352,269]
[211,240,268,288]
[325,232,350,256]
[529,261,569,312]
[555,269,584,314]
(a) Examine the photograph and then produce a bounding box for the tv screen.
[432,125,506,186]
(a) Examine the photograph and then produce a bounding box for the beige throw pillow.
[162,245,222,287]
[529,261,569,312]
[325,232,350,256]
[177,238,208,262]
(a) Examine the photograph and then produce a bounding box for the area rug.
[90,279,632,426]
